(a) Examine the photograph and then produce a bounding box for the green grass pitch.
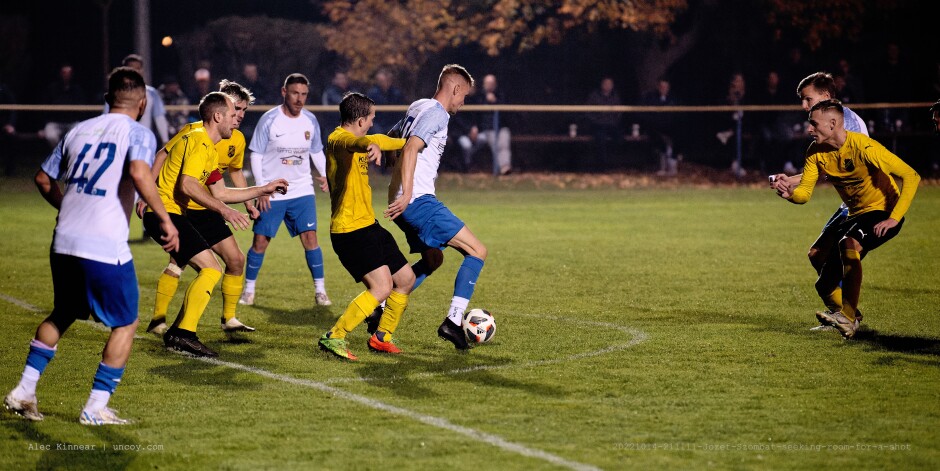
[1,174,938,470]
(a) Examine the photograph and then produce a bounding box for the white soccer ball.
[462,308,496,344]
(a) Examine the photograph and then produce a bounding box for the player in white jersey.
[770,71,871,330]
[102,54,170,146]
[384,64,487,351]
[4,67,178,425]
[241,73,332,307]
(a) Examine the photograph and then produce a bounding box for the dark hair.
[437,64,474,90]
[105,66,146,106]
[339,92,374,125]
[219,79,255,105]
[283,73,309,88]
[121,54,144,67]
[797,72,836,98]
[198,91,232,122]
[809,98,844,115]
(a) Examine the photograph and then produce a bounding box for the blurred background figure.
[241,63,274,105]
[367,68,406,135]
[189,68,213,103]
[458,74,512,175]
[39,63,87,148]
[322,71,352,106]
[640,77,681,175]
[585,76,623,168]
[158,75,192,135]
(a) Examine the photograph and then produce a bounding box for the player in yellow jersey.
[142,80,261,337]
[142,92,288,357]
[317,92,414,361]
[775,100,920,338]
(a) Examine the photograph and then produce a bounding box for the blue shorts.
[253,195,319,238]
[50,253,139,328]
[393,195,465,253]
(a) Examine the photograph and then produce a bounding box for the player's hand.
[221,206,251,231]
[367,143,382,165]
[873,218,899,237]
[257,195,271,212]
[245,201,260,220]
[315,176,329,193]
[135,200,148,219]
[384,193,410,220]
[157,219,180,253]
[768,174,787,189]
[261,178,289,196]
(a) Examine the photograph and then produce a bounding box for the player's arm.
[34,169,63,209]
[384,135,423,219]
[309,150,328,192]
[178,174,251,230]
[205,174,288,204]
[229,168,260,219]
[870,147,921,236]
[785,158,819,204]
[129,160,178,252]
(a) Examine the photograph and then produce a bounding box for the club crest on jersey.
[228,145,235,157]
[305,131,311,141]
[843,158,855,171]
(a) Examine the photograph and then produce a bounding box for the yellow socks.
[377,290,409,342]
[177,267,222,332]
[328,291,379,340]
[220,273,244,322]
[152,271,180,322]
[841,248,862,322]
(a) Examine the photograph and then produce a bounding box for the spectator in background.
[158,76,192,136]
[835,58,865,104]
[39,63,88,148]
[367,68,406,135]
[753,70,799,173]
[241,63,274,105]
[716,72,750,177]
[106,54,170,146]
[868,43,915,131]
[322,71,352,106]
[189,68,213,104]
[0,78,16,176]
[585,76,622,166]
[640,77,680,175]
[457,74,512,175]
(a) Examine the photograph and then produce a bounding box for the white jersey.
[390,98,450,203]
[843,106,868,137]
[40,113,157,264]
[103,85,169,144]
[250,106,324,201]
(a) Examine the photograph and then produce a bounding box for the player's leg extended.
[174,250,224,333]
[330,268,390,340]
[80,320,137,425]
[444,226,488,325]
[839,237,864,322]
[6,319,61,421]
[148,260,183,335]
[809,206,849,274]
[375,264,416,343]
[814,247,844,313]
[213,236,246,323]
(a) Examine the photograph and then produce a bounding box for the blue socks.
[305,247,325,280]
[411,259,435,291]
[453,256,484,299]
[25,340,56,374]
[245,248,264,281]
[92,362,125,394]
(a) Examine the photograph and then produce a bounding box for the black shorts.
[186,208,233,247]
[811,205,849,251]
[143,212,211,266]
[331,222,409,283]
[836,210,904,254]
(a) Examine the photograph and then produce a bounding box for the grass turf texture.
[1,174,938,470]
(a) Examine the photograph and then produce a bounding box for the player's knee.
[46,311,76,334]
[424,249,444,272]
[394,268,416,294]
[224,251,245,275]
[370,280,393,302]
[475,243,488,261]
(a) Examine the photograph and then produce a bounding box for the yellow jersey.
[326,127,405,233]
[154,127,221,215]
[164,121,246,210]
[792,131,920,221]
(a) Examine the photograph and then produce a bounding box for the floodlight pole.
[133,0,152,84]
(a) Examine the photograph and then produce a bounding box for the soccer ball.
[462,309,496,344]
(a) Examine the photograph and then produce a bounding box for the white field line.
[1,292,647,471]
